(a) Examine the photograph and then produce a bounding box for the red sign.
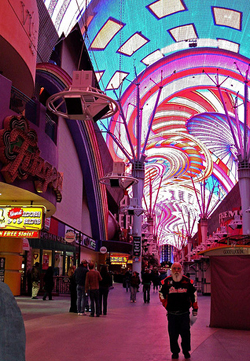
[0,115,63,202]
[0,230,40,238]
[8,208,23,219]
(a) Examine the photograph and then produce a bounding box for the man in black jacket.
[159,262,198,359]
[141,267,152,303]
[74,260,88,315]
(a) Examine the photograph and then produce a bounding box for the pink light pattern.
[107,48,250,246]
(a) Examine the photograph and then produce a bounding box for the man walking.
[141,267,151,303]
[85,262,102,317]
[74,260,88,316]
[159,262,198,359]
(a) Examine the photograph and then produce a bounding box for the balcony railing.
[10,86,57,143]
[10,86,38,125]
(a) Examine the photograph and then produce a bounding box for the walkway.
[16,283,250,361]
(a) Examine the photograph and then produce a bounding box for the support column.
[132,161,145,275]
[200,218,208,244]
[238,163,250,235]
[187,236,192,262]
[0,237,23,296]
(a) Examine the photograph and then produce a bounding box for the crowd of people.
[124,266,164,303]
[28,261,113,318]
[26,260,198,358]
[68,261,112,317]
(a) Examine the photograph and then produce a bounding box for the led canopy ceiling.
[43,0,250,248]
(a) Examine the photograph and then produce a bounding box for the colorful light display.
[43,1,250,248]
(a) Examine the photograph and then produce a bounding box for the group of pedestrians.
[28,260,198,359]
[125,266,161,303]
[69,260,112,317]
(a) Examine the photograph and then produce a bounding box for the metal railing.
[10,86,38,125]
[10,86,58,144]
[21,275,71,296]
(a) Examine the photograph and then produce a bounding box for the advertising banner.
[0,230,40,238]
[0,206,44,230]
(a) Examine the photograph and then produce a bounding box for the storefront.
[108,252,132,280]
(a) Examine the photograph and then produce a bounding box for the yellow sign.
[110,256,128,264]
[0,206,44,230]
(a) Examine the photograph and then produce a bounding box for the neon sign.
[0,115,63,202]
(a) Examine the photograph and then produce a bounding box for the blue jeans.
[130,286,137,301]
[77,285,86,313]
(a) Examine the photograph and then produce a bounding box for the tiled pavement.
[15,283,250,361]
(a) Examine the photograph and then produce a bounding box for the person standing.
[68,265,77,313]
[159,262,198,360]
[99,265,112,315]
[151,267,160,293]
[43,266,54,300]
[124,269,132,292]
[141,267,152,303]
[31,262,40,299]
[130,271,140,303]
[85,262,102,317]
[75,260,88,316]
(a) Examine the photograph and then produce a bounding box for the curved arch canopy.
[43,0,250,248]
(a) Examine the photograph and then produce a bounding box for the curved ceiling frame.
[42,0,250,248]
[106,48,250,246]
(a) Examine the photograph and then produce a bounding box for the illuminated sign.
[64,230,76,243]
[0,230,40,238]
[0,206,44,230]
[219,209,241,223]
[110,254,128,265]
[0,115,63,202]
[133,236,141,257]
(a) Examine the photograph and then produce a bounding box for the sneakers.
[78,313,83,316]
[184,352,191,359]
[172,354,179,359]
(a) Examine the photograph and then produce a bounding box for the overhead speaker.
[65,97,83,115]
[92,104,110,122]
[110,179,120,187]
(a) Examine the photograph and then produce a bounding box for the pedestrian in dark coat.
[99,265,112,315]
[68,265,77,313]
[141,268,152,303]
[43,266,54,300]
[75,260,89,315]
[130,271,140,303]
